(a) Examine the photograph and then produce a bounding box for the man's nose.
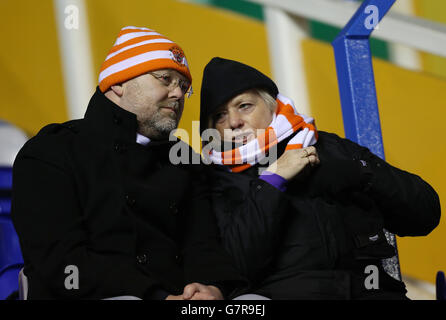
[168,83,184,99]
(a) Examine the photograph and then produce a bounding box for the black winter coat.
[207,131,441,299]
[11,88,245,300]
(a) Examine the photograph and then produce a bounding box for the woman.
[199,57,441,300]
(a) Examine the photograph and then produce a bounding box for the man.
[11,27,244,300]
[200,57,441,299]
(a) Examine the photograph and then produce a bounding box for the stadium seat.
[0,198,11,215]
[0,216,23,268]
[0,122,28,300]
[0,167,12,190]
[0,166,24,300]
[0,217,24,299]
[0,264,23,299]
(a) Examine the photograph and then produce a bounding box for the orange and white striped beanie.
[98,26,192,93]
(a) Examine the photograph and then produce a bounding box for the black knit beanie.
[200,57,279,134]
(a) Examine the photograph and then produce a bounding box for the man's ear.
[110,84,124,97]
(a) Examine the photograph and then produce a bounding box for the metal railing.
[248,0,446,58]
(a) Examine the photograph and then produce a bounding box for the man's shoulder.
[317,130,343,142]
[39,119,83,136]
[16,119,84,163]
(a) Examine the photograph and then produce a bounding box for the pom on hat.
[98,26,192,92]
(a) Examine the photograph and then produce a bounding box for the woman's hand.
[266,146,320,181]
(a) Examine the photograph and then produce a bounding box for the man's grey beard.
[138,103,180,139]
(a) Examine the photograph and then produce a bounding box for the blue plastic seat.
[0,167,13,215]
[0,198,11,215]
[0,167,12,190]
[0,166,23,300]
[0,217,24,300]
[0,217,23,268]
[0,263,22,299]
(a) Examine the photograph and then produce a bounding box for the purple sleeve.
[259,171,288,192]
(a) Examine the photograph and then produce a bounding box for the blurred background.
[0,0,445,300]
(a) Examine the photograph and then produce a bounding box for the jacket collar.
[84,87,138,144]
[83,87,177,147]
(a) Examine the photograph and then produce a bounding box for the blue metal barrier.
[332,0,402,281]
[0,167,23,299]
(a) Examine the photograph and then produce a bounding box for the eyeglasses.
[149,72,193,98]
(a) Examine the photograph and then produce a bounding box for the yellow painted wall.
[303,39,446,284]
[413,0,446,79]
[0,0,68,137]
[1,0,270,140]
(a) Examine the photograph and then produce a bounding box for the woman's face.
[209,90,275,144]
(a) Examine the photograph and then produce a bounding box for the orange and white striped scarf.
[205,94,318,172]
